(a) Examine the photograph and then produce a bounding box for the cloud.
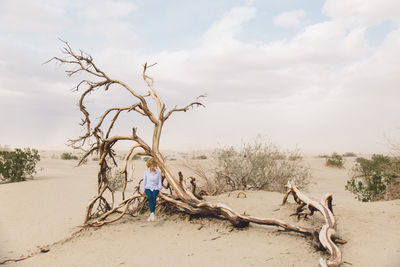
[323,0,400,22]
[75,0,140,49]
[273,9,306,28]
[146,2,400,152]
[151,14,371,106]
[0,0,67,33]
[203,5,256,46]
[77,1,136,20]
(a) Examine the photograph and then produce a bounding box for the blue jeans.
[145,189,159,213]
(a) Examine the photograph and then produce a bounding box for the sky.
[0,0,400,153]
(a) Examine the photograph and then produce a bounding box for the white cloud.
[0,0,67,33]
[323,0,400,22]
[76,0,140,50]
[273,9,306,28]
[78,1,136,20]
[204,5,256,41]
[146,3,400,152]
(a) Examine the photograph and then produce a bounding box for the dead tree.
[47,40,343,267]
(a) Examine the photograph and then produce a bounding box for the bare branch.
[164,99,205,121]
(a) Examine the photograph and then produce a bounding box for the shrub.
[118,154,127,161]
[143,156,150,162]
[325,153,344,168]
[193,155,207,160]
[0,148,41,182]
[61,152,79,160]
[213,139,311,192]
[108,168,125,191]
[288,154,302,161]
[345,154,400,202]
[343,152,357,157]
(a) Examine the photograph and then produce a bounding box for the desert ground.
[0,151,399,267]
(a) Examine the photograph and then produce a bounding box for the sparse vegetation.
[108,168,125,191]
[213,140,310,192]
[192,155,207,160]
[346,154,400,202]
[325,153,344,168]
[343,152,357,157]
[0,148,41,182]
[288,154,302,161]
[182,138,311,195]
[60,152,79,160]
[143,156,150,162]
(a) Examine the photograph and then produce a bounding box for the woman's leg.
[152,190,159,213]
[145,189,155,213]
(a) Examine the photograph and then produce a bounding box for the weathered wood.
[284,181,342,267]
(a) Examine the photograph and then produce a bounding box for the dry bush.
[325,153,345,168]
[181,138,311,195]
[108,168,125,191]
[179,158,228,196]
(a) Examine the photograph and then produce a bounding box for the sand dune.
[1,153,399,266]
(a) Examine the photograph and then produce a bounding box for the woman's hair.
[146,158,157,168]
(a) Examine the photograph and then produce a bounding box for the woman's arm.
[142,171,147,190]
[157,171,163,191]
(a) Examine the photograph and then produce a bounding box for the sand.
[0,152,399,266]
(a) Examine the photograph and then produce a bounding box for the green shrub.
[213,139,311,192]
[345,154,400,202]
[193,155,207,160]
[61,152,79,160]
[0,148,41,182]
[343,152,357,157]
[325,153,344,168]
[143,156,150,162]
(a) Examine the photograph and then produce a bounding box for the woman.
[141,158,162,221]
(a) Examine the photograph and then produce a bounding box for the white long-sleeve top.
[142,169,162,191]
